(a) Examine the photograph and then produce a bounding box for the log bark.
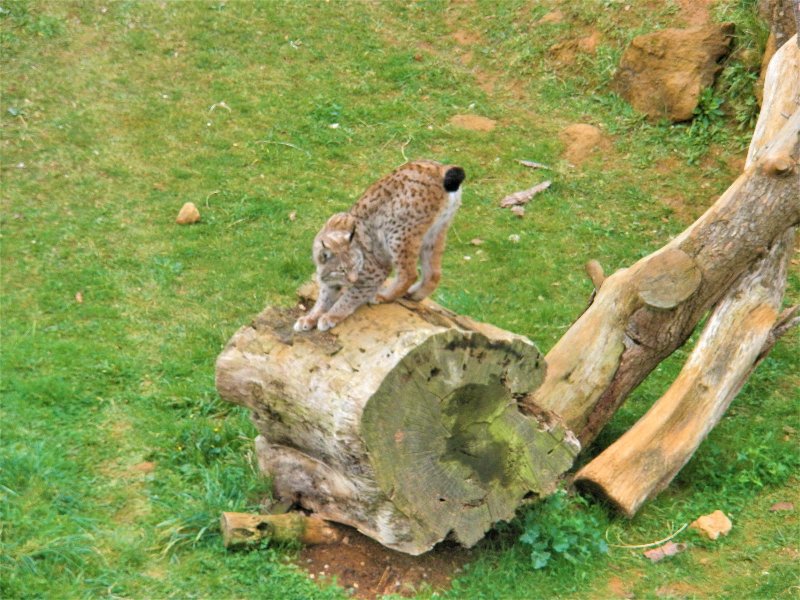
[573,35,800,516]
[523,36,800,447]
[216,298,579,555]
[220,512,342,549]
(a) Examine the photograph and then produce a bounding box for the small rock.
[176,202,200,224]
[690,509,732,540]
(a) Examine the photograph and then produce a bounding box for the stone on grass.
[613,23,735,122]
[176,202,201,225]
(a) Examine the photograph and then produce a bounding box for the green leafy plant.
[519,490,609,569]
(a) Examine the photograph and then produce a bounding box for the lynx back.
[294,160,465,332]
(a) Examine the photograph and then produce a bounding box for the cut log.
[220,512,342,549]
[573,35,800,516]
[216,297,579,555]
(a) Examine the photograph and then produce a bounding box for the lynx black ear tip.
[443,166,466,192]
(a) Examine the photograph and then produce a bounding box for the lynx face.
[313,213,362,287]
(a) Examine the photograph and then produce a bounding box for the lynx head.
[313,212,362,286]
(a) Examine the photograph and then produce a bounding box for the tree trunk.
[573,35,800,515]
[523,36,800,448]
[216,299,579,555]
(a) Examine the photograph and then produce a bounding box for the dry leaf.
[769,502,794,512]
[75,291,83,304]
[288,211,297,222]
[511,206,525,218]
[516,159,551,170]
[690,510,732,540]
[500,180,551,207]
[176,202,201,225]
[470,238,484,246]
[643,541,687,563]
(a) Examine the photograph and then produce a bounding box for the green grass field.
[2,1,798,598]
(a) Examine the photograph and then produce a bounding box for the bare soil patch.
[297,524,473,599]
[450,114,497,132]
[559,123,610,165]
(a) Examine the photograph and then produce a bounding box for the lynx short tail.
[443,166,466,192]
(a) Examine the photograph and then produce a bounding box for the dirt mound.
[559,123,609,165]
[614,23,735,122]
[298,524,473,599]
[450,114,497,131]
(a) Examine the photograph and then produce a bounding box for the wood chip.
[516,159,551,170]
[499,180,551,208]
[643,541,687,563]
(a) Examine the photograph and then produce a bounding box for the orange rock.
[176,202,200,224]
[690,509,732,540]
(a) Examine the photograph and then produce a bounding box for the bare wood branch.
[220,512,342,549]
[523,36,800,448]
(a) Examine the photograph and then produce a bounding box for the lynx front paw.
[293,315,318,332]
[316,314,340,331]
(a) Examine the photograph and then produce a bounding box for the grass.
[1,0,797,598]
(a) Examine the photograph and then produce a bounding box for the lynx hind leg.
[375,238,422,303]
[407,226,447,301]
[407,188,461,301]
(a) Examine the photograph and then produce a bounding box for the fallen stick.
[220,512,342,549]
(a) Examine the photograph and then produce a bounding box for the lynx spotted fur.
[294,160,465,332]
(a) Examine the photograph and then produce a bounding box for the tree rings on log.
[216,297,580,555]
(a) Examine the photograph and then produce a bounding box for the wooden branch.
[524,37,800,447]
[573,35,800,516]
[216,298,579,555]
[220,512,341,549]
[574,232,794,516]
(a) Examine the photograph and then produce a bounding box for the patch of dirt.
[607,575,635,598]
[297,524,473,599]
[550,30,602,66]
[450,114,497,132]
[656,581,704,599]
[537,10,565,25]
[559,123,610,165]
[452,29,482,46]
[676,0,713,26]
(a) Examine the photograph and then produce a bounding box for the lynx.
[294,159,466,332]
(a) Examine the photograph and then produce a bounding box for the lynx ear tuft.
[443,166,466,192]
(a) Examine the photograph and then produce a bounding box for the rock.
[449,114,497,132]
[613,23,735,122]
[176,202,200,224]
[559,124,608,165]
[690,509,732,540]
